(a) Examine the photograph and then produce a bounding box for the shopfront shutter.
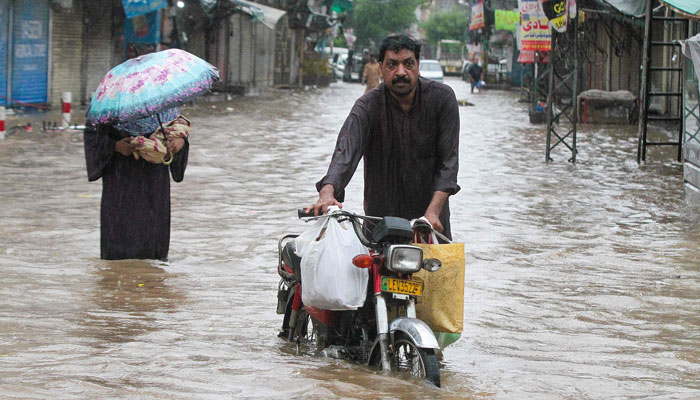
[49,5,81,108]
[239,17,253,85]
[11,0,49,104]
[84,4,113,103]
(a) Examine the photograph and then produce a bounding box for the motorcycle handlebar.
[296,208,377,248]
[298,208,322,218]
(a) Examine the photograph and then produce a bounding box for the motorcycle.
[276,208,444,387]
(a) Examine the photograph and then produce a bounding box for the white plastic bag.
[296,216,369,310]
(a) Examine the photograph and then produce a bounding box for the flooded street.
[1,77,699,399]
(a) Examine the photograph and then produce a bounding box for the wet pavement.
[0,77,699,399]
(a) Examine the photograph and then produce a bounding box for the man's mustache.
[392,76,411,84]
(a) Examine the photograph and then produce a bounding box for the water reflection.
[78,260,182,344]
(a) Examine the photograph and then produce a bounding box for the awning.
[660,0,700,19]
[681,33,700,83]
[243,1,286,29]
[199,0,216,14]
[331,0,352,13]
[595,0,700,20]
[230,0,265,23]
[198,0,286,29]
[594,0,645,18]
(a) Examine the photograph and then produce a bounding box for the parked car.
[419,59,444,82]
[327,48,349,82]
[334,54,363,82]
[333,54,348,80]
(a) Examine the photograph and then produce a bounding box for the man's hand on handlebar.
[423,191,448,233]
[423,209,444,233]
[305,184,343,216]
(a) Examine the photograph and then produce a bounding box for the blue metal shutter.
[11,0,49,104]
[0,0,9,105]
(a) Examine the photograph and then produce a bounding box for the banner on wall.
[470,1,485,31]
[538,0,568,32]
[12,0,49,104]
[518,0,551,52]
[124,10,161,59]
[122,0,167,19]
[495,9,519,32]
[540,0,577,33]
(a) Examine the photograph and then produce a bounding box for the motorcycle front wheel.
[392,335,441,387]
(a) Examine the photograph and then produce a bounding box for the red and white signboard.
[470,1,485,31]
[517,49,550,64]
[519,0,551,52]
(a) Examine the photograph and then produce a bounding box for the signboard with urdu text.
[518,0,551,52]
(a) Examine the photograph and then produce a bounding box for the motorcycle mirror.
[421,258,442,272]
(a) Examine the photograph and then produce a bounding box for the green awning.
[199,0,217,14]
[594,0,645,18]
[199,0,287,28]
[230,0,265,22]
[660,0,700,17]
[331,0,352,13]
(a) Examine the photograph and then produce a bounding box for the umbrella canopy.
[86,49,219,126]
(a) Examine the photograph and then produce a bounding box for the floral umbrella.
[86,49,219,126]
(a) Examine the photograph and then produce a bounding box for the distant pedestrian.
[362,54,381,93]
[466,59,483,94]
[83,109,190,260]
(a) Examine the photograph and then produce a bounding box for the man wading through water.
[307,35,460,239]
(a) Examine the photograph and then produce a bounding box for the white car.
[333,54,362,82]
[419,59,444,82]
[333,54,347,79]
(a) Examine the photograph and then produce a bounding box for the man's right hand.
[306,184,343,216]
[115,137,140,158]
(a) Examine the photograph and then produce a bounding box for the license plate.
[381,277,423,296]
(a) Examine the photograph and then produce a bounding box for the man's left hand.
[167,137,185,155]
[424,210,444,233]
[423,191,449,233]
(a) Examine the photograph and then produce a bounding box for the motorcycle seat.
[282,241,302,279]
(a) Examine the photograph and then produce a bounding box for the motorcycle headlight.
[386,245,423,273]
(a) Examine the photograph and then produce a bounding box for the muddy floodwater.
[1,77,699,399]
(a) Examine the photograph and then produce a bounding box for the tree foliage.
[420,8,469,46]
[346,0,424,49]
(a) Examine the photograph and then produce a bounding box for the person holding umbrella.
[83,49,219,260]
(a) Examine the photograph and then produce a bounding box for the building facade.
[0,0,320,112]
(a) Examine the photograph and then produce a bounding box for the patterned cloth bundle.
[130,115,191,165]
